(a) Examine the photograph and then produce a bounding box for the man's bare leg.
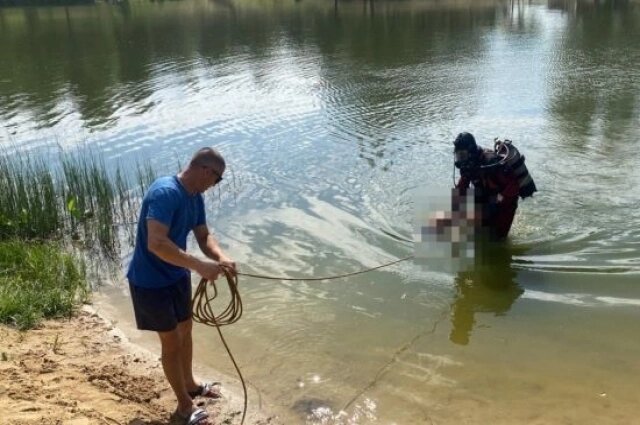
[158,328,195,415]
[177,319,199,391]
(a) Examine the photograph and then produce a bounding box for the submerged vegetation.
[0,149,156,329]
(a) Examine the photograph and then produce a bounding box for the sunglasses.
[202,166,224,184]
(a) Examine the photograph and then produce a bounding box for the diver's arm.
[456,174,469,189]
[455,174,471,196]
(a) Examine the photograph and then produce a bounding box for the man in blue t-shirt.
[127,147,235,425]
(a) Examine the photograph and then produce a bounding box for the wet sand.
[0,307,280,425]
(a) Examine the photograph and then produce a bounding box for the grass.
[0,154,61,240]
[0,148,156,329]
[0,150,154,256]
[0,240,88,330]
[61,154,118,253]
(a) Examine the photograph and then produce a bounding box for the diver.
[452,132,536,241]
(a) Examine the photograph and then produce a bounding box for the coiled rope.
[192,267,246,424]
[191,255,414,425]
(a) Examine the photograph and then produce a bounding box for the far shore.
[0,307,280,425]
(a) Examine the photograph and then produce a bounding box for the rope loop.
[192,266,247,425]
[193,266,242,327]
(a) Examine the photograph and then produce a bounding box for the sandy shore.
[0,308,280,425]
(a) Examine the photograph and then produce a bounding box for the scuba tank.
[493,138,537,199]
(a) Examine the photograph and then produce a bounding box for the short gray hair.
[190,147,225,170]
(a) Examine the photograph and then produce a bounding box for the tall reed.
[61,154,118,254]
[0,149,153,255]
[0,148,159,329]
[0,154,61,240]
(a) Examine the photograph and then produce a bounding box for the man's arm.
[147,219,221,281]
[193,225,237,276]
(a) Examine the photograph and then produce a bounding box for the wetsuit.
[456,149,520,240]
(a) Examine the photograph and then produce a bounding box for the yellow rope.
[191,255,414,424]
[237,255,414,281]
[192,268,246,424]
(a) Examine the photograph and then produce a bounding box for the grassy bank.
[0,240,88,330]
[0,150,155,329]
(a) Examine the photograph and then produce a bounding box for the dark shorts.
[129,274,192,332]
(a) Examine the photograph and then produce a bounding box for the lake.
[1,0,640,423]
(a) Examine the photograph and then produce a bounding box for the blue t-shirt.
[127,176,206,288]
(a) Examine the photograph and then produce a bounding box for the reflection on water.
[450,242,523,345]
